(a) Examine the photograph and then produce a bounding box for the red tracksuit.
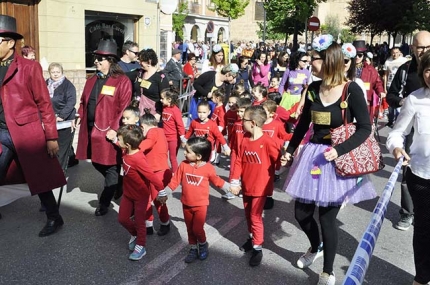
[184,119,227,149]
[224,109,238,142]
[139,128,172,226]
[230,134,279,246]
[211,105,226,153]
[118,151,163,246]
[167,161,228,245]
[228,119,247,179]
[162,105,185,173]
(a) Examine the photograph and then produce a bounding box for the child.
[232,80,246,97]
[230,106,280,267]
[157,137,230,263]
[160,87,186,173]
[121,100,141,126]
[240,90,252,99]
[268,76,280,93]
[261,100,292,209]
[224,95,239,143]
[251,84,268,106]
[139,110,173,236]
[116,125,164,261]
[182,101,231,162]
[211,89,226,165]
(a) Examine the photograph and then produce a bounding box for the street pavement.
[0,119,415,285]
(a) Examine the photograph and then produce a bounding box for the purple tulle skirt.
[284,143,377,207]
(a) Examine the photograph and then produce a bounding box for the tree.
[210,0,250,19]
[172,0,188,40]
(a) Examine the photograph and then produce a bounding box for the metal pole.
[228,16,231,63]
[156,1,161,56]
[305,19,308,51]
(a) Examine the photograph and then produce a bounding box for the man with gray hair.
[386,30,430,231]
[118,40,140,99]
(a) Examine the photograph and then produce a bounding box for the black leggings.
[405,168,430,284]
[295,201,340,274]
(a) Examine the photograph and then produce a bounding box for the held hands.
[281,152,293,167]
[181,142,186,148]
[157,196,168,205]
[47,140,59,158]
[230,185,241,195]
[324,147,338,162]
[106,130,117,141]
[223,149,231,156]
[393,147,410,166]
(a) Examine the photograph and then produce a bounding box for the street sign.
[207,21,215,33]
[206,33,214,38]
[307,16,320,32]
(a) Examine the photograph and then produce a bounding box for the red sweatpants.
[167,139,180,173]
[146,169,172,224]
[243,195,266,246]
[119,194,149,246]
[183,205,208,245]
[229,150,237,180]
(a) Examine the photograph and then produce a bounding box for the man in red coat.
[76,39,132,216]
[0,15,66,236]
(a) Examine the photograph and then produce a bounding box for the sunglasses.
[128,49,138,55]
[344,58,351,64]
[0,38,11,44]
[300,59,309,63]
[311,56,323,62]
[357,53,364,58]
[94,55,107,62]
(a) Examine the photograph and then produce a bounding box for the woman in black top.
[281,39,376,285]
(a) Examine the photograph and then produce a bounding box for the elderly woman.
[76,39,131,216]
[137,48,169,119]
[387,50,430,285]
[201,44,225,74]
[46,62,77,170]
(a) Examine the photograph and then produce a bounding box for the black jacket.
[46,78,77,120]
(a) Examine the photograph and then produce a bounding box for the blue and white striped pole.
[343,158,404,285]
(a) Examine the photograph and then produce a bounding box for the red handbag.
[330,82,384,177]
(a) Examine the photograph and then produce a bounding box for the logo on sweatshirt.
[262,129,275,138]
[235,124,243,133]
[122,160,131,175]
[162,112,172,122]
[194,128,210,137]
[185,173,204,186]
[211,113,219,122]
[243,151,262,164]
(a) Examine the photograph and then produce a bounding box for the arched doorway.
[217,27,225,43]
[190,25,200,42]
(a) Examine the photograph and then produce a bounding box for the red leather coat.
[76,74,131,165]
[359,62,384,104]
[0,56,66,195]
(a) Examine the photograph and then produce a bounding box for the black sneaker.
[198,242,209,260]
[274,174,280,182]
[394,214,413,231]
[157,224,170,236]
[249,249,263,267]
[184,247,199,263]
[240,238,253,252]
[146,226,154,235]
[264,197,274,210]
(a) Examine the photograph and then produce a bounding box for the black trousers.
[92,162,120,207]
[295,201,340,274]
[400,130,414,216]
[405,168,430,284]
[57,127,75,170]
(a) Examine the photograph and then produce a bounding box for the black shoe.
[249,249,263,266]
[274,174,280,182]
[146,226,154,235]
[198,242,209,260]
[113,186,123,200]
[157,224,171,236]
[240,238,253,252]
[264,197,274,210]
[39,202,46,212]
[95,205,108,216]
[0,212,2,219]
[39,216,64,237]
[67,157,79,168]
[184,247,199,263]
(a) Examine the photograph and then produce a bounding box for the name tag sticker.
[101,85,116,96]
[363,82,370,91]
[140,80,152,89]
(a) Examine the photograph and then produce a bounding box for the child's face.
[242,111,254,133]
[252,90,262,100]
[213,96,222,105]
[270,78,279,88]
[160,93,171,107]
[197,105,210,121]
[122,110,139,125]
[184,144,200,162]
[228,98,238,110]
[237,107,246,120]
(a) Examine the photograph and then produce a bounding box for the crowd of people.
[1,11,430,285]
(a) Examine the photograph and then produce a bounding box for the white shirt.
[383,56,408,89]
[386,87,430,179]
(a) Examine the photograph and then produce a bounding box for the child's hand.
[281,153,293,167]
[106,129,117,141]
[230,186,241,195]
[157,196,168,205]
[224,149,231,156]
[181,142,186,148]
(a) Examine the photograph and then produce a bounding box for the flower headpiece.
[212,44,222,53]
[312,34,334,52]
[342,43,357,59]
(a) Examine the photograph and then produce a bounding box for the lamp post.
[156,0,179,60]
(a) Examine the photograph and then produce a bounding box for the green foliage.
[256,22,285,41]
[321,15,340,37]
[210,0,250,19]
[340,29,356,43]
[172,0,188,40]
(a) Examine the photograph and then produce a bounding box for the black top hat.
[93,39,119,59]
[352,40,367,52]
[0,15,23,39]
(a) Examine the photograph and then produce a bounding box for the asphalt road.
[0,120,415,285]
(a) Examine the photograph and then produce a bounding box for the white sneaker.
[222,192,235,200]
[296,244,323,269]
[317,272,335,285]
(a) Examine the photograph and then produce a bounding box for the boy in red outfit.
[117,125,164,261]
[211,90,226,165]
[230,106,280,267]
[224,95,239,142]
[158,137,230,263]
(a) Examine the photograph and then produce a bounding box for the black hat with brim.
[0,15,23,40]
[93,39,119,59]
